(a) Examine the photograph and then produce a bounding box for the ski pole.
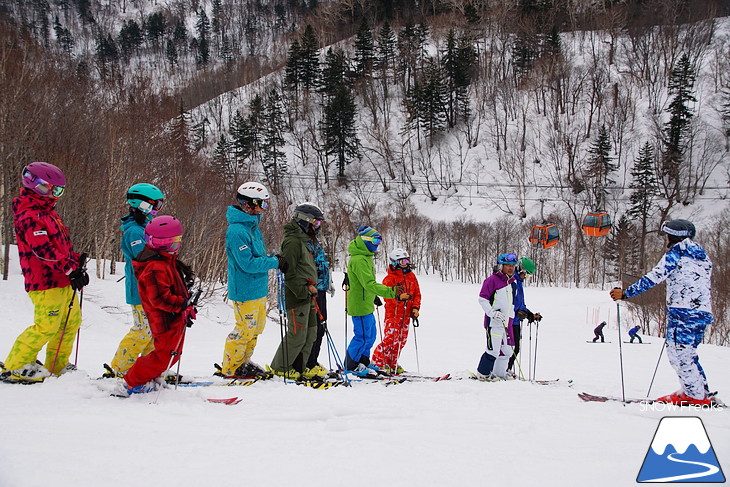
[277,270,290,384]
[528,321,533,382]
[375,303,383,343]
[74,288,84,366]
[646,342,665,398]
[412,317,420,374]
[153,324,187,404]
[616,302,627,405]
[533,321,540,380]
[342,273,350,366]
[50,289,77,376]
[324,325,351,386]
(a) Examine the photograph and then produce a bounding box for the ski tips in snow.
[207,397,242,405]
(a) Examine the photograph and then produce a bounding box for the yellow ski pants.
[110,305,153,374]
[4,286,81,374]
[221,297,267,375]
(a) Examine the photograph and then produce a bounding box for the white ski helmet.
[388,248,410,267]
[236,182,270,208]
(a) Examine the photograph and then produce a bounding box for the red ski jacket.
[13,188,81,292]
[133,246,190,334]
[382,265,422,323]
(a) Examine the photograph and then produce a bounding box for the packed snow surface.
[1,253,728,487]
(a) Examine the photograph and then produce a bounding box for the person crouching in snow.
[118,216,195,395]
[610,219,713,407]
[476,253,518,379]
[345,226,410,377]
[371,248,421,374]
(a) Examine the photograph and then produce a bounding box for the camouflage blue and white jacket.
[625,238,712,314]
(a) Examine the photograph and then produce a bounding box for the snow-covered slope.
[0,252,728,487]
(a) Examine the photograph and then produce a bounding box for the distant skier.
[2,162,88,383]
[371,248,422,374]
[592,322,607,343]
[344,226,409,377]
[610,219,713,406]
[509,257,541,375]
[270,203,324,380]
[476,253,518,379]
[628,325,643,343]
[219,182,286,378]
[117,216,195,395]
[105,183,166,378]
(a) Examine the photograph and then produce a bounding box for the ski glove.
[276,255,289,273]
[396,292,412,302]
[490,310,505,324]
[69,268,89,291]
[515,309,534,321]
[374,296,383,307]
[411,308,419,319]
[609,287,625,301]
[183,306,197,328]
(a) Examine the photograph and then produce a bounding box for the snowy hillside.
[1,251,728,487]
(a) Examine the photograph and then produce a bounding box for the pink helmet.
[145,215,184,254]
[22,162,66,198]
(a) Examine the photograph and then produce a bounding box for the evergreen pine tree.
[375,20,397,95]
[145,12,167,44]
[441,29,476,127]
[260,90,287,193]
[661,54,696,205]
[585,124,616,208]
[196,9,211,65]
[166,38,178,66]
[418,60,448,140]
[299,25,320,91]
[212,134,233,185]
[319,47,350,98]
[284,39,302,94]
[627,142,659,270]
[322,84,360,180]
[173,20,188,47]
[353,17,375,78]
[118,19,144,58]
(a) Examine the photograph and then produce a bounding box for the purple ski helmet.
[22,162,66,198]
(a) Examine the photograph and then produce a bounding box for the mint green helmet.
[126,183,165,216]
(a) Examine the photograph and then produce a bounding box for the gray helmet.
[661,219,695,239]
[293,202,324,233]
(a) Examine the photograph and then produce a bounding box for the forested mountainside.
[1,0,729,344]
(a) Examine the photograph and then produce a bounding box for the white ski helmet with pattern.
[388,248,410,267]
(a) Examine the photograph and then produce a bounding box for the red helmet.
[145,216,184,254]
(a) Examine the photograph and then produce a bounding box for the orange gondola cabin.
[529,223,560,249]
[582,212,612,237]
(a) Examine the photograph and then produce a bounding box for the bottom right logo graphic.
[637,416,725,483]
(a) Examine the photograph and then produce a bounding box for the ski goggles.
[497,253,518,265]
[147,234,182,253]
[294,211,324,228]
[25,171,65,198]
[252,198,269,210]
[361,234,382,245]
[138,199,165,215]
[398,258,410,266]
